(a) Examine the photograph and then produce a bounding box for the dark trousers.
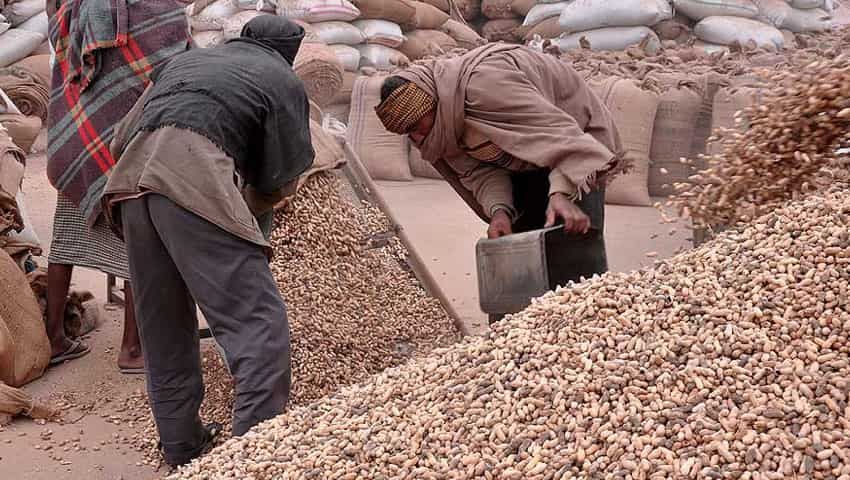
[121,195,291,458]
[512,169,608,287]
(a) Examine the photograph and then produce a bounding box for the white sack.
[313,21,367,45]
[522,2,568,27]
[330,44,361,71]
[192,30,226,48]
[753,0,793,26]
[2,0,45,26]
[15,11,48,36]
[0,21,8,37]
[782,7,832,31]
[558,0,672,33]
[555,26,661,53]
[694,15,784,49]
[673,0,759,20]
[693,39,731,53]
[355,44,410,70]
[222,10,268,38]
[277,0,360,23]
[352,19,405,48]
[789,0,823,8]
[0,29,45,68]
[235,0,278,11]
[194,0,240,18]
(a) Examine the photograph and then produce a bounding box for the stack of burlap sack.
[185,0,491,108]
[0,54,50,155]
[516,0,836,53]
[0,123,53,426]
[0,0,50,68]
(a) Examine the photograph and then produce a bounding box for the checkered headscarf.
[375,82,436,134]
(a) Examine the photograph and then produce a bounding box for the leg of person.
[511,169,551,233]
[120,197,209,465]
[117,283,145,373]
[47,262,89,364]
[144,195,291,437]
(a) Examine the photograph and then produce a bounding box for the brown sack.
[440,19,487,49]
[421,0,450,11]
[293,118,347,194]
[0,249,49,387]
[351,0,417,24]
[294,42,345,109]
[690,71,729,159]
[510,0,536,16]
[481,0,515,19]
[399,30,458,59]
[646,75,703,197]
[347,75,413,181]
[708,85,764,155]
[0,114,42,153]
[330,71,358,106]
[520,16,561,41]
[10,55,50,89]
[409,146,442,179]
[0,128,24,236]
[482,18,521,42]
[454,0,482,20]
[590,77,658,207]
[401,1,450,31]
[0,381,58,425]
[0,66,48,120]
[31,41,52,56]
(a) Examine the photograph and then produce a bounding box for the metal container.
[476,226,607,318]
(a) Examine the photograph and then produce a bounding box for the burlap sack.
[646,75,703,197]
[401,1,450,30]
[292,118,347,193]
[347,75,413,181]
[481,0,516,19]
[399,29,458,59]
[330,44,361,71]
[691,71,729,159]
[9,55,50,90]
[0,249,49,387]
[590,77,658,207]
[294,42,345,109]
[409,146,442,179]
[421,0,451,12]
[330,71,358,106]
[653,16,690,41]
[0,127,23,236]
[709,85,764,155]
[520,17,561,41]
[694,16,784,51]
[0,29,44,68]
[0,64,49,119]
[350,0,417,24]
[673,0,759,21]
[0,114,41,153]
[511,0,536,16]
[440,19,487,49]
[0,381,57,425]
[454,0,483,20]
[482,18,522,42]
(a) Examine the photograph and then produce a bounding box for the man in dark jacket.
[102,16,314,467]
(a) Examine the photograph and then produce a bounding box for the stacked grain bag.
[478,0,524,42]
[553,0,672,53]
[517,0,570,43]
[0,0,50,155]
[676,0,833,52]
[0,0,48,69]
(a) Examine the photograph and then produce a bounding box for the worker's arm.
[243,181,297,217]
[450,157,516,238]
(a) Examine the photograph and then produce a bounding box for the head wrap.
[375,82,437,134]
[241,15,305,65]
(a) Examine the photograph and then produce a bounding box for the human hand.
[545,193,590,234]
[487,209,513,239]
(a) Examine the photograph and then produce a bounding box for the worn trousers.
[121,194,291,457]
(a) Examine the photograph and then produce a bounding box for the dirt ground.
[0,151,166,480]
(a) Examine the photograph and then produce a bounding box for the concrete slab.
[375,179,693,335]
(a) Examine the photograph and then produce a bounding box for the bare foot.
[117,346,144,373]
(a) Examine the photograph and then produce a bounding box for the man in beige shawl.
[375,44,623,245]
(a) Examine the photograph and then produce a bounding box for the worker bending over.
[102,16,314,466]
[376,44,623,282]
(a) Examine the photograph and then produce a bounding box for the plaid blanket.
[46,0,189,225]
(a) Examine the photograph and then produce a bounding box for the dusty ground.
[0,151,166,480]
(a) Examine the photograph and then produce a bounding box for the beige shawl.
[397,44,623,212]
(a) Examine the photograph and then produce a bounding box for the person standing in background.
[44,0,190,370]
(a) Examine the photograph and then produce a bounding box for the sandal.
[49,339,91,366]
